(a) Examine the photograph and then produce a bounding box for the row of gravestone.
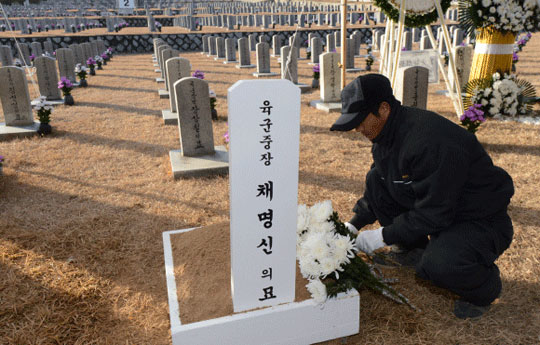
[371,24,468,52]
[0,40,107,69]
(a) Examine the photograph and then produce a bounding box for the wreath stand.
[377,0,464,116]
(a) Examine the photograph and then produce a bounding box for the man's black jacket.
[352,103,514,247]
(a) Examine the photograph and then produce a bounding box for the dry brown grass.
[1,32,539,345]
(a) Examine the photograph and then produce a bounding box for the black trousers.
[364,169,514,306]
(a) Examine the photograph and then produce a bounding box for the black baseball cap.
[330,74,395,131]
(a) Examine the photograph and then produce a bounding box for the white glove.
[354,227,386,254]
[344,222,359,235]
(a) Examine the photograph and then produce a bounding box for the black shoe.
[453,299,491,320]
[372,246,424,268]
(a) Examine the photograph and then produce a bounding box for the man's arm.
[348,166,378,229]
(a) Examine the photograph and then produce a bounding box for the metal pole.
[341,0,348,89]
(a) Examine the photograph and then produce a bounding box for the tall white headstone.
[228,79,300,313]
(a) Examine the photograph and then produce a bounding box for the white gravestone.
[169,77,228,178]
[228,79,300,312]
[394,66,429,109]
[162,57,191,125]
[399,49,439,84]
[0,66,34,126]
[309,52,342,112]
[56,48,76,83]
[34,56,62,101]
[449,45,473,93]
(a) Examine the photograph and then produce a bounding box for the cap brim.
[330,110,368,131]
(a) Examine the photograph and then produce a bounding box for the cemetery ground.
[1,35,540,344]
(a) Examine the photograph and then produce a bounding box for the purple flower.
[192,70,205,79]
[87,57,96,65]
[526,32,532,38]
[0,155,4,162]
[223,132,230,143]
[312,64,320,73]
[58,77,73,89]
[401,47,408,51]
[101,53,108,59]
[462,104,485,123]
[331,48,336,53]
[512,52,519,62]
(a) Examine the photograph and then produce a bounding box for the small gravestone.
[34,56,62,102]
[326,33,335,52]
[18,43,31,66]
[215,37,226,60]
[280,45,296,83]
[309,52,341,112]
[249,34,257,51]
[399,49,439,84]
[224,38,237,64]
[162,57,191,125]
[236,38,255,68]
[254,42,278,77]
[202,35,210,54]
[310,37,322,64]
[334,31,340,47]
[157,45,170,77]
[420,34,432,50]
[402,31,412,51]
[0,45,14,67]
[159,49,179,98]
[43,41,54,55]
[56,48,77,84]
[209,36,217,56]
[452,28,464,47]
[69,44,85,66]
[90,41,99,57]
[394,66,429,109]
[352,31,362,56]
[0,66,39,139]
[449,45,473,93]
[30,42,43,56]
[346,38,362,72]
[80,43,93,64]
[169,77,228,178]
[271,35,281,57]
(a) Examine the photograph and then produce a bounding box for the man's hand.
[354,227,386,253]
[344,222,359,235]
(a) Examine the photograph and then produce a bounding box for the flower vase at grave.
[469,27,515,83]
[89,68,95,76]
[38,123,52,136]
[366,65,371,71]
[64,94,74,106]
[311,78,319,89]
[79,79,88,87]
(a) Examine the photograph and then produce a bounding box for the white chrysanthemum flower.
[319,257,341,277]
[307,279,327,303]
[333,234,357,259]
[482,0,491,7]
[308,220,334,234]
[299,257,321,278]
[308,200,333,224]
[297,204,309,234]
[481,99,489,106]
[302,232,331,261]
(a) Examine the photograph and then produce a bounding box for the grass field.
[0,32,539,344]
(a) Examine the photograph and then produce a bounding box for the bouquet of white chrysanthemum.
[467,72,534,118]
[459,0,539,34]
[297,201,415,308]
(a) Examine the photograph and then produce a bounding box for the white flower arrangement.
[33,96,53,112]
[470,73,528,117]
[296,201,415,308]
[461,0,540,33]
